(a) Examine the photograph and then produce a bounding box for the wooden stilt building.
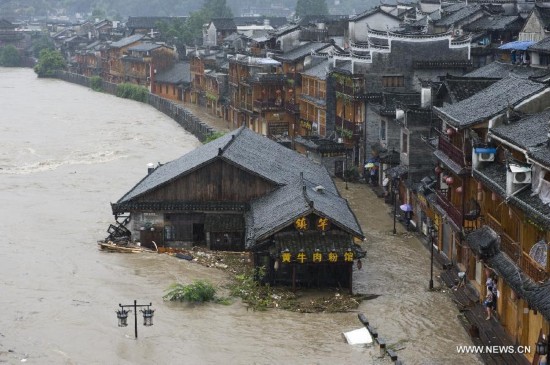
[111,126,365,289]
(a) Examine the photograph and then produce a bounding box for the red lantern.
[446,128,454,136]
[456,186,463,194]
[446,176,454,185]
[435,166,442,175]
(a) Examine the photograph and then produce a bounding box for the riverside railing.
[53,71,214,141]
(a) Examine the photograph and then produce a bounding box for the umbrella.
[400,204,413,212]
[365,163,375,169]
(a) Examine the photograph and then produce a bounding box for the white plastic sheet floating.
[342,327,373,345]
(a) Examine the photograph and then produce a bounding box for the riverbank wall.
[53,71,215,142]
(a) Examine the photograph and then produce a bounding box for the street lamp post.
[429,222,437,290]
[392,178,398,235]
[116,300,155,339]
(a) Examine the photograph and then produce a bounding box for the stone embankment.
[54,71,215,142]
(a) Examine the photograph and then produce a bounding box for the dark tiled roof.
[490,109,550,151]
[116,127,338,204]
[441,3,467,14]
[386,164,408,178]
[379,91,420,114]
[466,226,550,321]
[211,18,237,31]
[271,24,301,37]
[233,16,288,28]
[535,5,550,28]
[155,62,190,84]
[433,149,468,175]
[303,59,330,79]
[244,177,363,247]
[442,75,499,103]
[274,42,331,62]
[110,34,145,48]
[127,16,187,30]
[434,75,547,128]
[350,7,401,22]
[436,5,483,27]
[529,36,550,52]
[463,15,522,32]
[128,42,162,52]
[464,61,549,78]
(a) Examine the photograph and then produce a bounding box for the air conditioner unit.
[510,164,532,184]
[513,171,531,184]
[475,147,496,162]
[479,152,495,162]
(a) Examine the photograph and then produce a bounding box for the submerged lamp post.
[536,335,548,356]
[116,300,154,339]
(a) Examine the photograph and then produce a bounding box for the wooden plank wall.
[136,159,275,202]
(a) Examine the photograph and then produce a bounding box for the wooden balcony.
[520,252,547,283]
[500,233,521,263]
[335,84,365,97]
[285,102,300,115]
[435,189,463,229]
[438,136,467,168]
[253,99,284,113]
[239,101,253,112]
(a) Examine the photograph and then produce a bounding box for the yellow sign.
[297,251,307,264]
[312,251,322,263]
[328,251,338,262]
[344,250,354,262]
[316,217,330,231]
[281,251,291,263]
[294,217,309,231]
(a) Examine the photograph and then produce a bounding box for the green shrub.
[90,76,103,92]
[163,280,217,303]
[0,45,21,67]
[115,83,148,102]
[203,131,226,144]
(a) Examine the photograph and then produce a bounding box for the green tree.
[295,0,329,17]
[34,49,66,77]
[31,34,54,58]
[175,0,233,45]
[0,45,22,67]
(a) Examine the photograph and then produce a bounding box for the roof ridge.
[219,126,245,155]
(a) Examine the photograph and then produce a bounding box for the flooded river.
[0,68,480,365]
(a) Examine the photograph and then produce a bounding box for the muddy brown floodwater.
[0,67,481,365]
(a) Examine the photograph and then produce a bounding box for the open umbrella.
[400,204,413,212]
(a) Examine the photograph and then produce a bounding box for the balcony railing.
[520,252,547,283]
[248,73,286,85]
[501,233,521,263]
[435,189,463,228]
[438,136,467,168]
[335,84,365,97]
[239,101,253,111]
[253,99,284,112]
[285,102,300,115]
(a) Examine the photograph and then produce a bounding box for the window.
[382,75,404,88]
[402,131,408,154]
[380,120,386,141]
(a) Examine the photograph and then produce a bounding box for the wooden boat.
[98,241,149,253]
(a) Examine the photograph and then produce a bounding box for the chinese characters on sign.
[281,250,291,263]
[316,217,330,231]
[294,216,332,232]
[312,251,322,263]
[279,250,354,263]
[294,217,309,231]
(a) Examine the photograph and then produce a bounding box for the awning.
[498,41,535,51]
